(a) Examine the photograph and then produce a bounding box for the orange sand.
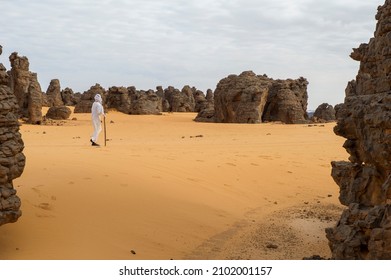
[0,108,347,260]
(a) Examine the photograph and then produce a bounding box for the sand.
[0,108,347,260]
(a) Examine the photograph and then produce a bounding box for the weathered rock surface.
[45,106,71,120]
[129,89,162,115]
[326,0,391,259]
[164,86,196,112]
[194,89,215,122]
[106,86,131,114]
[61,87,80,106]
[0,49,25,226]
[8,52,43,124]
[312,103,336,122]
[195,71,309,124]
[262,77,309,124]
[74,84,106,113]
[45,79,63,107]
[213,71,271,123]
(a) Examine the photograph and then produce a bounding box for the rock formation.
[45,106,71,120]
[326,0,391,259]
[164,86,196,112]
[74,84,106,113]
[61,87,80,106]
[106,86,131,114]
[262,77,309,124]
[195,71,309,124]
[312,103,336,122]
[45,79,63,107]
[0,49,26,226]
[194,89,215,122]
[129,89,162,115]
[8,52,43,124]
[213,71,271,123]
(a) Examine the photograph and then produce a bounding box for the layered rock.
[312,103,336,122]
[326,0,391,259]
[0,50,25,226]
[74,84,106,113]
[45,79,63,107]
[262,77,309,124]
[8,52,43,124]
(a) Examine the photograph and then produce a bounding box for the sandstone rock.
[327,0,391,259]
[262,77,309,124]
[45,106,71,120]
[164,85,195,112]
[129,89,161,115]
[0,50,25,226]
[8,52,43,124]
[312,103,336,122]
[106,86,131,113]
[45,79,63,107]
[74,84,106,113]
[61,87,80,106]
[194,89,215,122]
[213,71,271,123]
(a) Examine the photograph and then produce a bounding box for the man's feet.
[90,139,100,146]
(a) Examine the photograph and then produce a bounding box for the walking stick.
[103,115,107,147]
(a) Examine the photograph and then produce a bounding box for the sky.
[0,0,384,110]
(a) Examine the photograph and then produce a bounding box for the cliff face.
[0,47,26,226]
[326,0,391,259]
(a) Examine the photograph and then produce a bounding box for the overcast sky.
[0,0,384,110]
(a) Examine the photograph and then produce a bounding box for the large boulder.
[213,71,271,123]
[194,89,215,122]
[312,103,336,122]
[61,87,80,106]
[262,77,309,124]
[326,0,391,259]
[0,49,26,226]
[106,86,131,114]
[8,52,43,124]
[129,89,162,115]
[45,106,72,120]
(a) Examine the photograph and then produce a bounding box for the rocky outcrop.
[326,0,391,259]
[262,77,309,124]
[45,79,63,107]
[74,84,106,113]
[8,52,43,124]
[312,103,336,122]
[213,71,271,123]
[0,50,25,226]
[45,106,71,120]
[129,89,162,115]
[195,71,309,124]
[61,87,80,106]
[164,86,196,112]
[106,86,131,114]
[194,89,215,122]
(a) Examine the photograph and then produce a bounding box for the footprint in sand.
[36,202,52,211]
[226,163,237,166]
[251,163,259,166]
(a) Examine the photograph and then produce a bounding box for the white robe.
[91,100,105,142]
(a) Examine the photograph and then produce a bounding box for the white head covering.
[94,94,102,103]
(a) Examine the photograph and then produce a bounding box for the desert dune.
[0,108,346,260]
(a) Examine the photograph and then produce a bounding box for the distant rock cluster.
[0,45,26,226]
[196,71,310,124]
[327,0,391,259]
